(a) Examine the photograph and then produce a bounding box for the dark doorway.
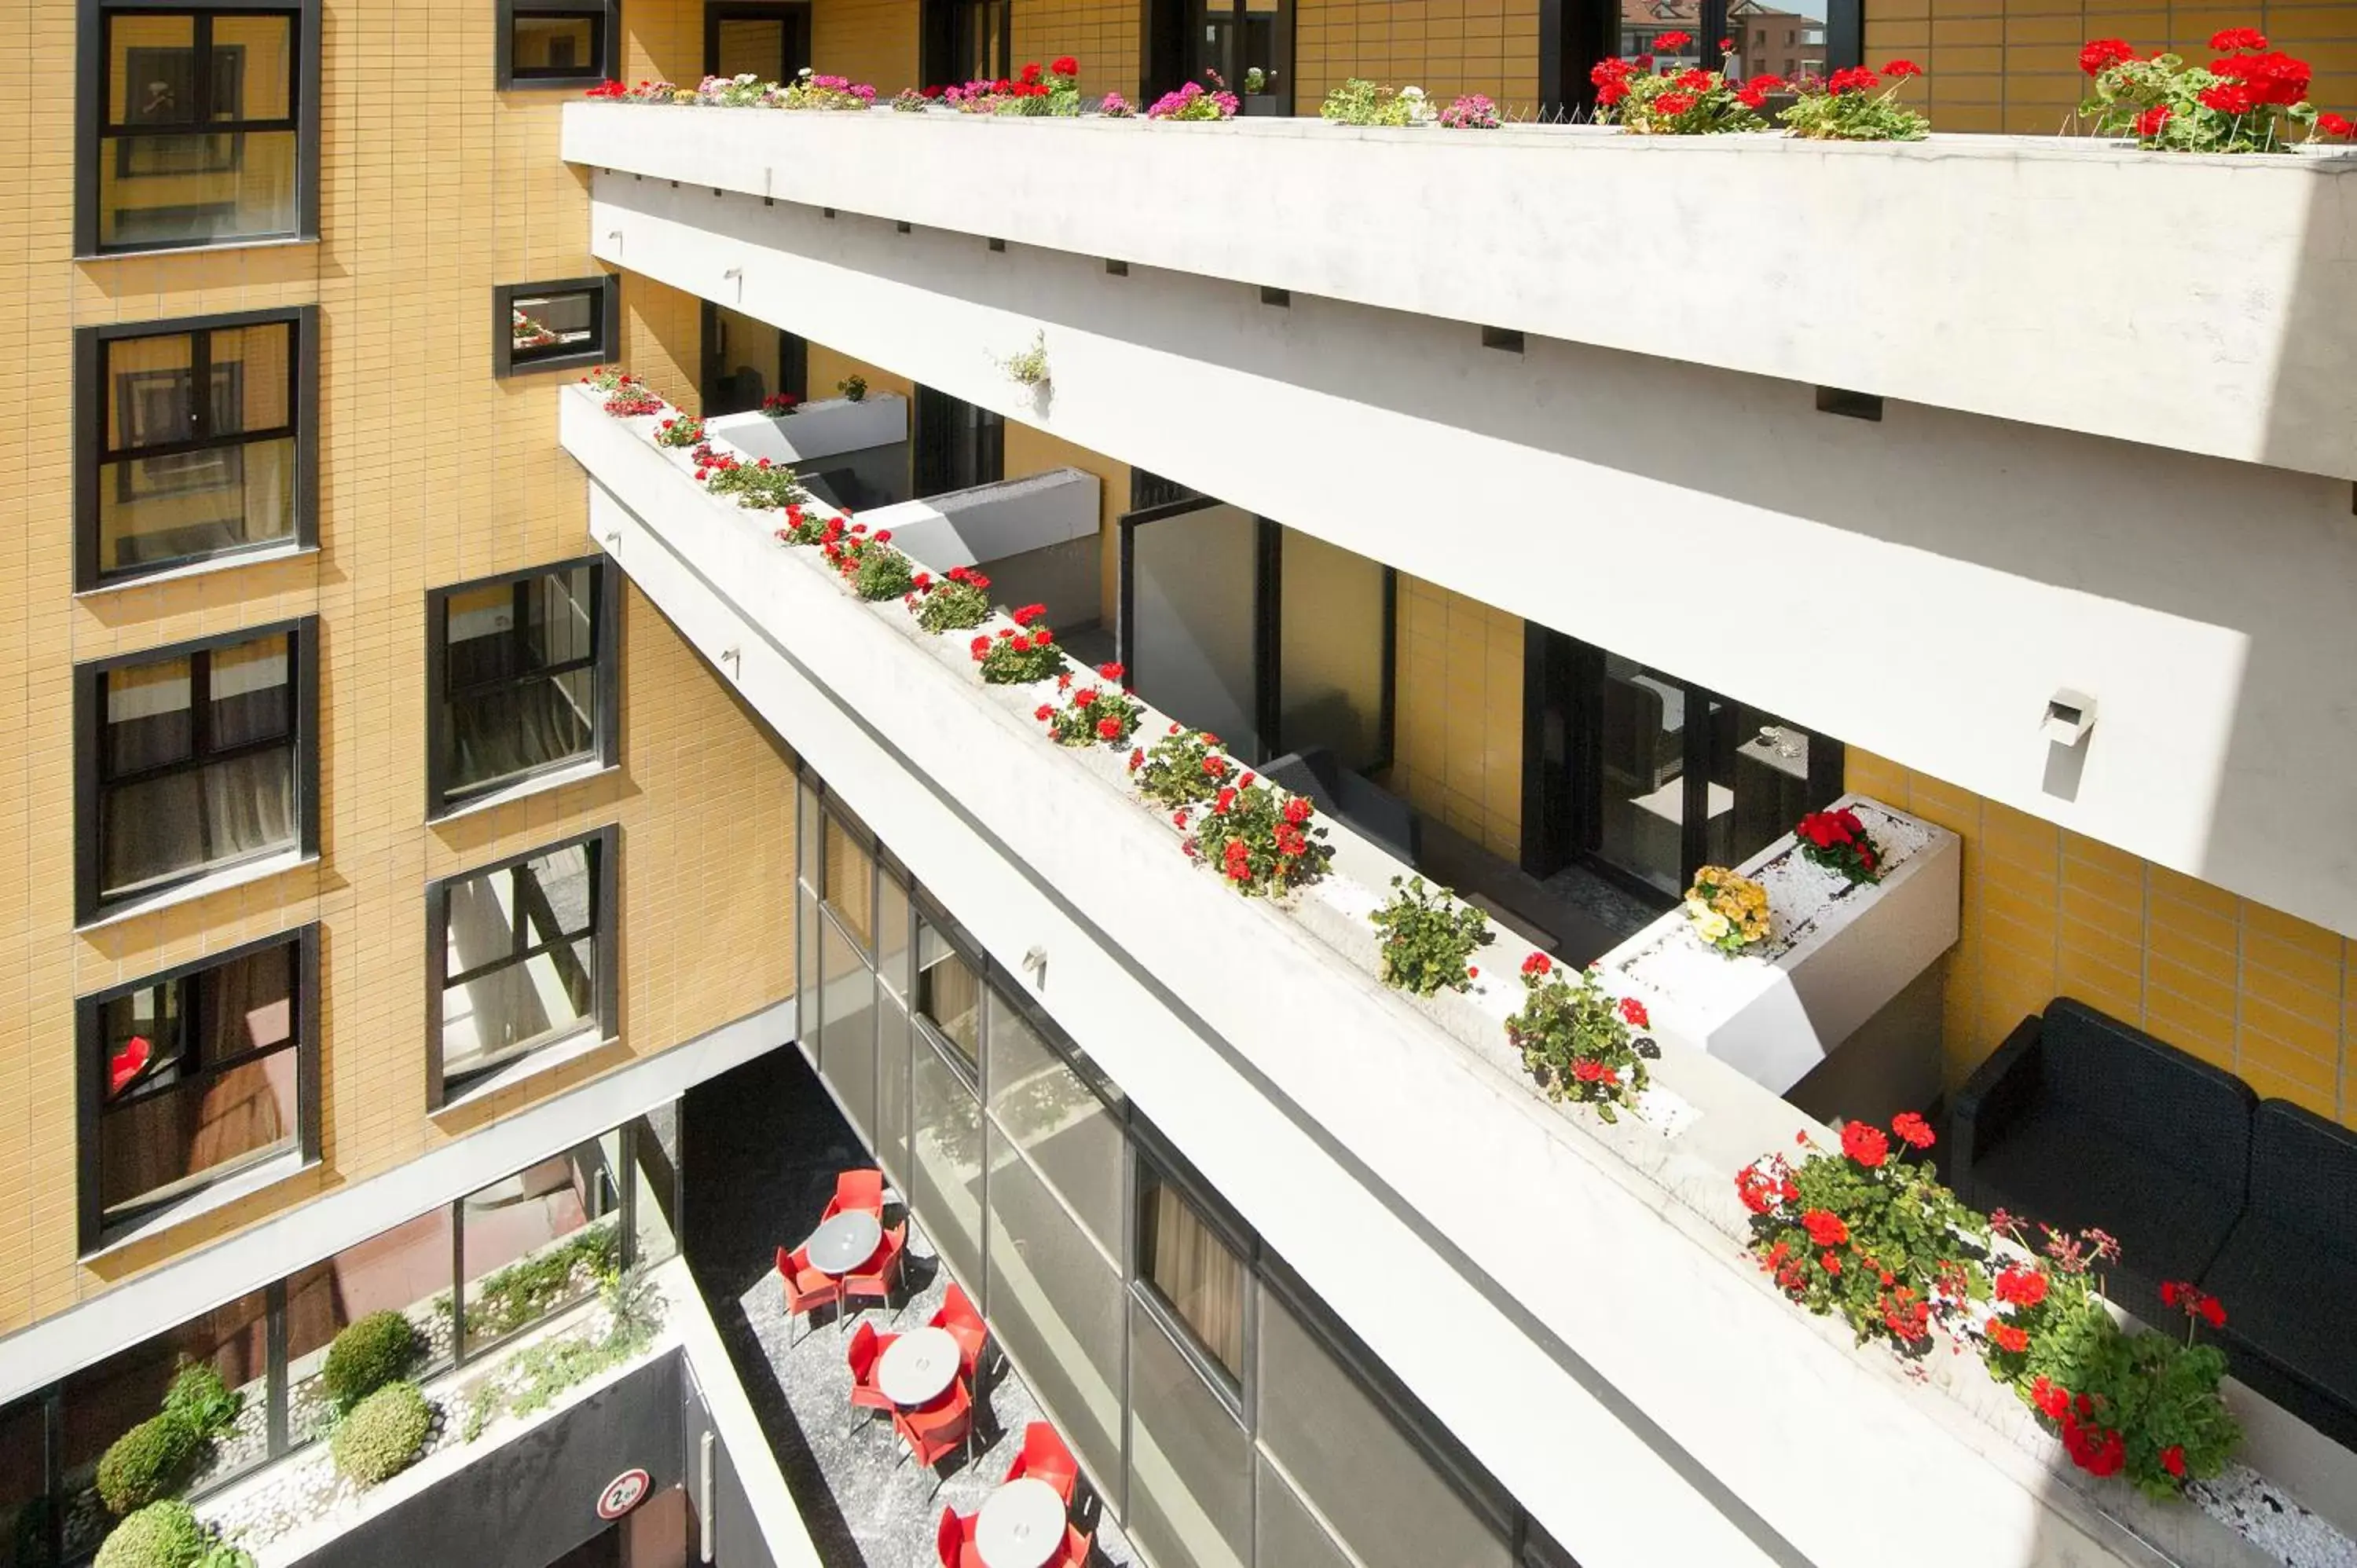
[699,302,805,417]
[1521,625,1846,899]
[921,0,1010,86]
[911,384,1004,496]
[703,1,809,81]
[1540,0,1626,116]
[1145,0,1292,110]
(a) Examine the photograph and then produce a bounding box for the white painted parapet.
[707,391,906,463]
[859,466,1099,570]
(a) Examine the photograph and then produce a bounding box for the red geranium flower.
[1653,91,1696,115]
[1522,951,1552,977]
[1572,1059,1607,1083]
[2161,1444,2187,1478]
[1051,55,1080,76]
[1890,1110,1935,1149]
[1841,1121,1890,1169]
[1618,996,1650,1028]
[1655,29,1693,49]
[1717,36,1734,51]
[2030,1376,2069,1421]
[2198,81,2256,114]
[2079,37,2137,75]
[1029,629,1053,649]
[1881,58,1923,78]
[1675,67,1711,90]
[1801,1209,1849,1247]
[1995,1266,2049,1307]
[2320,111,2357,137]
[2135,104,2173,136]
[2199,1295,2227,1328]
[1096,716,1123,740]
[2209,26,2267,50]
[1820,1251,1842,1274]
[1985,1318,2030,1354]
[1827,64,1879,93]
[1018,61,1043,84]
[1011,603,1047,626]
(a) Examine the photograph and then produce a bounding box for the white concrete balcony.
[561,383,2356,1568]
[565,101,2357,483]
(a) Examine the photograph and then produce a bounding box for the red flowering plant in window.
[1592,37,1767,134]
[2079,28,2344,152]
[1504,954,1651,1123]
[907,563,993,632]
[580,365,636,394]
[1036,666,1142,749]
[1794,806,1885,887]
[760,392,800,418]
[701,452,809,511]
[972,605,1065,684]
[1737,1115,1987,1355]
[1185,778,1332,898]
[652,414,707,449]
[1975,1215,2239,1497]
[1777,60,1930,141]
[1131,725,1235,809]
[585,79,688,104]
[1147,79,1241,121]
[603,386,665,418]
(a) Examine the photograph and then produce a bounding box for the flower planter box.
[705,390,907,464]
[1600,796,1961,1105]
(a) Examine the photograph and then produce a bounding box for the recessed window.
[915,918,982,1072]
[493,275,619,376]
[75,307,315,588]
[497,0,617,87]
[429,826,618,1106]
[78,928,319,1251]
[77,620,317,923]
[1138,1164,1248,1378]
[82,2,320,254]
[426,559,618,816]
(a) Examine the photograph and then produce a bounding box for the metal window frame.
[423,822,621,1108]
[496,0,620,89]
[702,0,812,80]
[493,273,621,378]
[73,924,322,1255]
[76,0,322,256]
[423,555,621,818]
[74,615,321,924]
[73,305,319,589]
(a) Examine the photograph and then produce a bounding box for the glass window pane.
[510,288,602,364]
[209,321,291,432]
[794,881,820,1067]
[1596,657,1693,898]
[440,841,600,1089]
[104,332,196,450]
[284,1205,456,1441]
[100,434,296,576]
[101,748,296,900]
[984,1126,1124,1487]
[209,634,290,747]
[209,13,295,120]
[985,992,1124,1255]
[439,573,602,800]
[524,566,597,669]
[818,915,877,1141]
[796,779,823,889]
[107,13,200,127]
[911,1034,985,1290]
[821,814,874,950]
[1278,526,1387,775]
[459,1138,621,1355]
[99,129,299,250]
[1125,1299,1250,1568]
[1712,703,1838,871]
[1138,1174,1245,1377]
[1255,1286,1512,1568]
[1254,1454,1354,1568]
[511,12,599,75]
[876,866,911,999]
[57,1289,271,1559]
[1130,503,1262,761]
[104,656,193,775]
[915,923,980,1072]
[0,1401,46,1568]
[876,995,912,1187]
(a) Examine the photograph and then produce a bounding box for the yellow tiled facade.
[1292,0,1545,112]
[0,0,794,1333]
[1847,751,2356,1130]
[1391,575,1523,861]
[1013,0,1144,97]
[1865,0,2357,134]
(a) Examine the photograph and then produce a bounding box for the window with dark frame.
[77,307,313,588]
[1137,1160,1249,1380]
[82,1,319,255]
[78,621,315,923]
[427,559,616,815]
[494,275,619,377]
[497,0,618,86]
[78,928,317,1252]
[912,384,1004,497]
[429,826,617,1106]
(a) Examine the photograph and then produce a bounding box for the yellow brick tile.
[2141,987,2237,1068]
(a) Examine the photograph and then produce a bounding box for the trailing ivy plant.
[1368,876,1493,995]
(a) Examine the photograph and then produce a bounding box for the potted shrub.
[1503,954,1651,1122]
[332,1381,434,1488]
[1368,876,1494,994]
[321,1310,420,1412]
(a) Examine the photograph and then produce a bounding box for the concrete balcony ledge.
[562,382,2353,1568]
[566,101,2357,480]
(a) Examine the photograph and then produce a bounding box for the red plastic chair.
[841,1220,906,1324]
[1054,1523,1094,1567]
[1004,1420,1080,1506]
[930,1280,989,1380]
[776,1244,840,1344]
[846,1320,900,1433]
[933,1505,982,1568]
[894,1376,975,1482]
[823,1167,887,1223]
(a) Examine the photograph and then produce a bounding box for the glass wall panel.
[1255,1284,1510,1568]
[457,1137,620,1356]
[1277,527,1387,773]
[876,869,911,1000]
[1126,1300,1251,1568]
[58,1289,271,1559]
[1253,1454,1354,1568]
[1595,655,1695,898]
[876,997,913,1189]
[983,1127,1126,1487]
[821,813,874,951]
[1138,1173,1246,1378]
[282,1205,456,1438]
[818,914,877,1140]
[1710,702,1838,872]
[911,1035,986,1288]
[986,991,1124,1256]
[1131,504,1261,760]
[915,921,981,1073]
[794,880,820,1067]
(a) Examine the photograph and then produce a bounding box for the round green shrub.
[161,1361,241,1442]
[94,1413,198,1517]
[321,1310,418,1411]
[93,1500,207,1568]
[332,1381,432,1487]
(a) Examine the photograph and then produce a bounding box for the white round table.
[876,1324,962,1406]
[804,1211,882,1276]
[975,1477,1069,1568]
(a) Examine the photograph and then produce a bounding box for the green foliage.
[851,545,915,601]
[464,1224,619,1343]
[194,1545,256,1568]
[999,333,1050,388]
[911,573,992,632]
[1186,781,1333,898]
[463,1269,666,1441]
[95,1415,199,1517]
[321,1310,421,1412]
[1504,958,1649,1122]
[161,1361,241,1443]
[1131,727,1233,809]
[651,414,707,449]
[1369,877,1494,996]
[2080,44,2319,154]
[837,375,868,401]
[331,1382,433,1488]
[704,456,809,511]
[93,1500,209,1568]
[1779,74,1930,141]
[1318,79,1419,125]
[1592,60,1767,134]
[1036,685,1143,749]
[973,627,1066,685]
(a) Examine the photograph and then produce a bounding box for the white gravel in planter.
[2191,1464,2357,1568]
